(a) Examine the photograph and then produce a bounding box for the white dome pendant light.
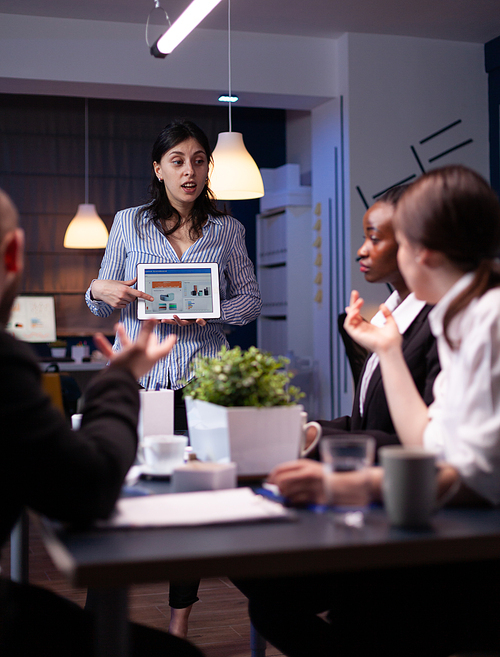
[209,0,264,201]
[64,99,109,249]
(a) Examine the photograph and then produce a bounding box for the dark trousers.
[170,388,199,609]
[169,581,199,609]
[0,579,204,657]
[235,560,500,657]
[173,388,188,433]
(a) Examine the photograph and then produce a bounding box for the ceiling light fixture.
[150,0,224,58]
[64,99,109,249]
[209,0,264,200]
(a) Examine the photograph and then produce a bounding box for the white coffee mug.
[71,414,82,430]
[380,446,437,528]
[300,412,322,457]
[141,435,187,475]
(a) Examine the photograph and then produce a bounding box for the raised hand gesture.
[93,320,176,381]
[343,290,402,355]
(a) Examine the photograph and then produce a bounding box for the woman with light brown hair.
[238,165,500,657]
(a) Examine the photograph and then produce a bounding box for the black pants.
[173,387,188,433]
[0,579,204,657]
[170,388,199,609]
[235,560,500,657]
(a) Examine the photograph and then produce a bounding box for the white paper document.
[99,488,292,528]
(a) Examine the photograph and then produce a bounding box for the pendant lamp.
[209,0,264,200]
[64,99,109,249]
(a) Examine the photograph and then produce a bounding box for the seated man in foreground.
[0,188,204,657]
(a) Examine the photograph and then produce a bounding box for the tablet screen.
[137,263,221,320]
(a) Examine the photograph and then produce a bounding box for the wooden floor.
[0,519,283,657]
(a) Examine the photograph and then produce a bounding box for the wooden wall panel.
[54,294,118,338]
[0,94,285,340]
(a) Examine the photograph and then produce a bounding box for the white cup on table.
[141,435,188,475]
[299,412,322,457]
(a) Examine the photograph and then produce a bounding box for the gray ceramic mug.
[380,446,437,528]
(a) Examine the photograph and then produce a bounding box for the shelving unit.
[256,165,318,414]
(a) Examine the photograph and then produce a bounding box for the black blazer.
[320,304,440,455]
[0,330,139,547]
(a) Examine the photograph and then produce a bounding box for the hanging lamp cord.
[84,98,89,204]
[228,0,232,132]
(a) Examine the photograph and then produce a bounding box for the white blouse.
[424,273,500,504]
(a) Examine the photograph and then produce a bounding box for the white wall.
[311,32,488,418]
[286,111,312,185]
[345,33,489,316]
[0,13,336,110]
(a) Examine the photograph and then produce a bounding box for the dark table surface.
[39,497,500,589]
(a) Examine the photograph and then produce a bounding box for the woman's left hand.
[160,316,207,327]
[268,459,383,507]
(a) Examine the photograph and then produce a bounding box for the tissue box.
[171,461,237,493]
[138,389,174,439]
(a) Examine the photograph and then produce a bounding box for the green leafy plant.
[184,346,304,407]
[49,340,67,348]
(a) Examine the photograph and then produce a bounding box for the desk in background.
[40,360,107,394]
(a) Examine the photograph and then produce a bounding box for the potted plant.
[49,339,67,359]
[184,346,308,476]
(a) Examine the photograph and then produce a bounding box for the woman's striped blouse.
[85,206,262,390]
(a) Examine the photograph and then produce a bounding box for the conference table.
[37,486,500,657]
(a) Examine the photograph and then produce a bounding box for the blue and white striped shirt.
[85,206,262,390]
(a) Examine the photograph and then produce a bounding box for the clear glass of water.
[320,436,376,527]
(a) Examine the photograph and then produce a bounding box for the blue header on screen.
[145,268,211,275]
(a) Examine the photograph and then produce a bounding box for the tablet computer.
[137,262,221,320]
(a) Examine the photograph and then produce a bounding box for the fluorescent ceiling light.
[151,0,223,58]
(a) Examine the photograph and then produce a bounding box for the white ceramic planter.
[185,397,305,476]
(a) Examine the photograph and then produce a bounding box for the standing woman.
[86,119,262,636]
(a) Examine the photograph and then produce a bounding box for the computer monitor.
[6,295,57,343]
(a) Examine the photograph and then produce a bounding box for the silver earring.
[157,177,163,182]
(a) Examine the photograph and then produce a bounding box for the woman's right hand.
[344,290,402,355]
[91,278,154,309]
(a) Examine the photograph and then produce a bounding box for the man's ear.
[2,229,24,274]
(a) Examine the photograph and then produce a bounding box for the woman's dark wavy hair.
[395,165,500,347]
[137,119,224,239]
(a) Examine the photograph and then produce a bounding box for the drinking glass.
[320,436,375,527]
